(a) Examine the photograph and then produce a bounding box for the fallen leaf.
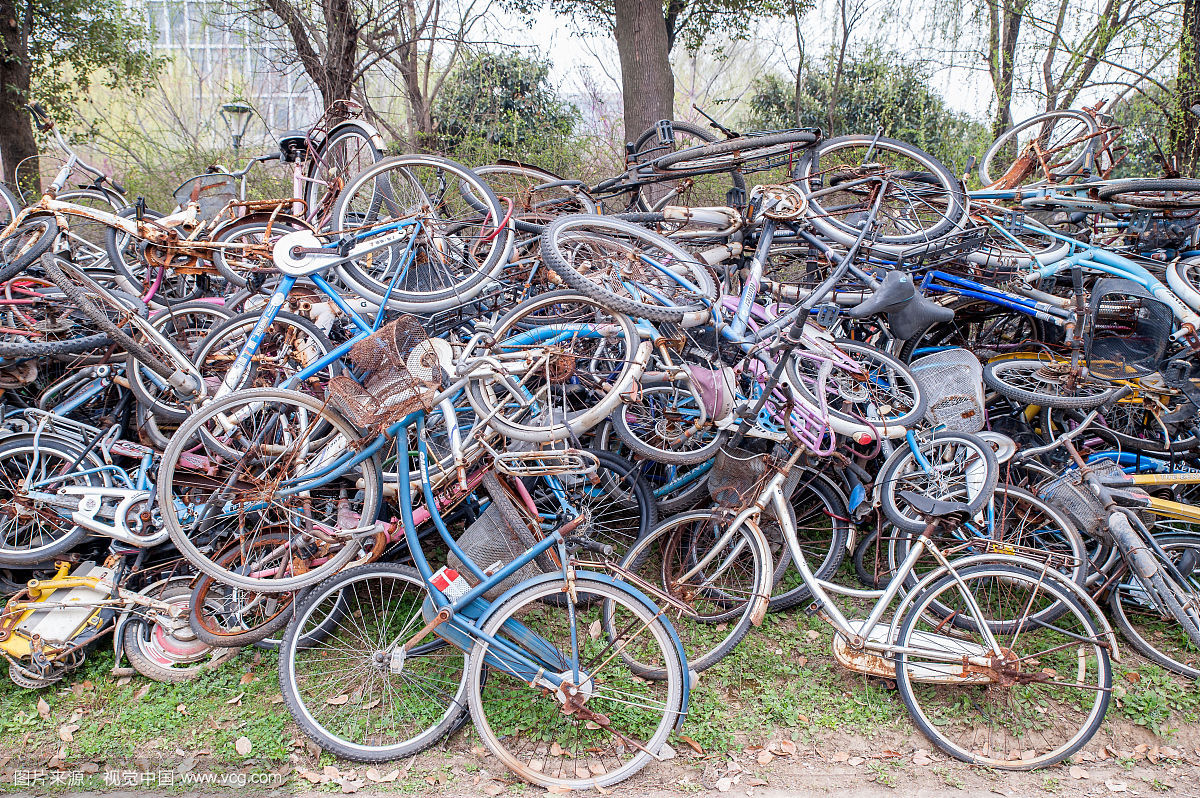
[796,715,810,725]
[323,765,341,779]
[340,780,362,794]
[796,655,808,667]
[305,741,322,758]
[234,736,252,756]
[326,694,350,706]
[589,619,601,640]
[116,676,132,686]
[777,740,797,756]
[58,724,79,743]
[1105,780,1128,793]
[483,782,505,796]
[746,777,767,787]
[805,630,820,641]
[757,750,774,765]
[550,742,564,757]
[716,777,733,792]
[176,704,189,715]
[679,735,705,755]
[829,751,850,762]
[36,699,50,719]
[547,786,572,795]
[226,692,245,706]
[1124,671,1142,684]
[297,768,323,784]
[79,762,99,774]
[270,694,285,705]
[1069,766,1089,780]
[240,672,256,686]
[133,684,151,701]
[176,756,196,775]
[848,757,864,767]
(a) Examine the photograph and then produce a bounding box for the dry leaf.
[340,780,362,794]
[1069,766,1089,780]
[679,735,705,755]
[226,692,245,706]
[306,741,322,758]
[805,630,820,640]
[848,757,864,767]
[270,694,285,705]
[756,750,774,765]
[746,778,767,787]
[546,786,572,795]
[483,782,505,796]
[1105,780,1128,793]
[326,694,350,705]
[588,619,601,640]
[796,655,808,667]
[234,736,253,756]
[239,672,255,686]
[133,684,151,701]
[176,756,196,775]
[658,743,676,761]
[716,777,733,792]
[323,765,342,779]
[116,676,131,686]
[365,768,399,783]
[830,751,850,762]
[36,698,50,719]
[79,762,99,774]
[777,740,797,757]
[58,724,79,743]
[297,768,323,784]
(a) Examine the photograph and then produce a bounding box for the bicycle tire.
[188,535,299,647]
[123,578,220,683]
[157,388,381,593]
[979,110,1099,187]
[787,338,927,431]
[610,379,729,465]
[796,135,967,251]
[612,509,771,676]
[649,129,818,174]
[469,573,685,789]
[1107,533,1200,679]
[982,355,1116,410]
[541,214,716,323]
[1096,178,1200,208]
[878,431,999,533]
[896,561,1111,769]
[331,154,513,312]
[280,562,470,761]
[632,120,748,210]
[0,216,58,282]
[0,435,101,566]
[303,122,385,219]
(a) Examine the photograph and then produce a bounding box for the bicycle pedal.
[813,304,840,328]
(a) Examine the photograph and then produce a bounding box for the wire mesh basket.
[448,502,544,601]
[325,315,446,429]
[909,348,985,433]
[707,446,802,517]
[1086,277,1172,379]
[1037,458,1130,530]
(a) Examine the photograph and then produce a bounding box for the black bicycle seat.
[885,290,955,340]
[898,490,972,520]
[848,270,915,318]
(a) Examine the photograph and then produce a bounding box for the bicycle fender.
[472,570,692,730]
[891,553,1120,661]
[325,120,387,154]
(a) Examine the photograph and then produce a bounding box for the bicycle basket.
[448,501,544,601]
[325,315,448,428]
[909,348,985,433]
[707,446,801,517]
[173,173,238,222]
[1037,458,1130,531]
[1086,277,1172,379]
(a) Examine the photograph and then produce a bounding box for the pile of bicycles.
[0,98,1198,789]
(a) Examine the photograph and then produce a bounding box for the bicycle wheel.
[104,207,206,306]
[209,215,308,288]
[123,577,222,683]
[280,563,469,761]
[0,215,57,281]
[983,354,1117,410]
[331,155,513,311]
[468,574,684,789]
[1096,178,1200,209]
[474,163,598,233]
[796,135,968,252]
[1107,531,1200,678]
[766,469,851,610]
[56,188,126,273]
[0,275,112,357]
[541,215,716,323]
[878,431,999,533]
[888,484,1090,594]
[979,110,1100,187]
[464,290,646,443]
[191,310,342,402]
[611,510,771,676]
[632,120,748,210]
[189,535,299,647]
[128,300,233,422]
[157,388,381,592]
[787,338,927,430]
[610,380,728,465]
[0,435,105,566]
[649,129,818,174]
[896,561,1111,769]
[594,421,713,513]
[525,448,656,565]
[303,122,385,222]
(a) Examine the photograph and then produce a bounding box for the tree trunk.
[1176,0,1200,174]
[0,0,37,190]
[612,0,674,146]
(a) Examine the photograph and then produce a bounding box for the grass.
[0,592,1198,791]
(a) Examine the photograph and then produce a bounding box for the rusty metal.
[402,607,452,652]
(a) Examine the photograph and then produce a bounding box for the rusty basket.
[326,315,446,428]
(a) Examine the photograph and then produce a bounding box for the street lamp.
[220,101,254,156]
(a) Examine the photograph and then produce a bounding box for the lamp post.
[220,101,254,157]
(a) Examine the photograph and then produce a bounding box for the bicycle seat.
[848,270,915,318]
[898,490,972,521]
[885,289,955,340]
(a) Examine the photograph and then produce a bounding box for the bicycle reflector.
[1086,277,1173,379]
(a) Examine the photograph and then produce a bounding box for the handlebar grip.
[26,103,51,130]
